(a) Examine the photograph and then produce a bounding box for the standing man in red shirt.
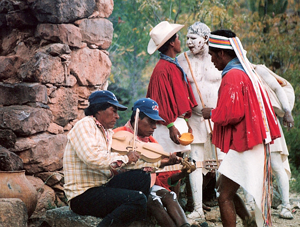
[146,21,197,155]
[202,30,281,227]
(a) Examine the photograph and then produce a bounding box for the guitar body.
[112,131,170,163]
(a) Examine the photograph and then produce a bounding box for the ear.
[204,35,209,43]
[217,50,225,58]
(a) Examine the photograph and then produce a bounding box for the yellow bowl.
[178,133,194,146]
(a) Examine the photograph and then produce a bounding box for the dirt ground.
[190,192,300,227]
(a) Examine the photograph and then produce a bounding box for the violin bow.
[184,52,219,168]
[132,108,140,152]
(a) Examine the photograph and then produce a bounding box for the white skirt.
[270,117,291,178]
[218,144,265,227]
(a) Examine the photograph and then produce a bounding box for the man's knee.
[135,192,148,204]
[147,197,164,213]
[161,191,178,205]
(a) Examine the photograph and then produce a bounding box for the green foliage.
[290,165,300,192]
[248,0,288,17]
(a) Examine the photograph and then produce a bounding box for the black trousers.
[70,170,151,227]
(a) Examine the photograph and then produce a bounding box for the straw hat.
[147,21,184,55]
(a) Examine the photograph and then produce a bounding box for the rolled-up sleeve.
[68,118,128,170]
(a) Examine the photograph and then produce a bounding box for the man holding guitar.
[113,98,207,227]
[63,90,178,227]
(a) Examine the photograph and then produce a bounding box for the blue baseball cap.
[132,98,165,122]
[88,90,127,111]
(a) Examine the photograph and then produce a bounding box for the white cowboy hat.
[147,21,184,55]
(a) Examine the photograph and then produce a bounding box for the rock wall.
[0,0,114,219]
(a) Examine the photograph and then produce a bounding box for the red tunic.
[211,69,281,153]
[146,59,197,125]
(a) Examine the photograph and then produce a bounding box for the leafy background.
[107,0,300,191]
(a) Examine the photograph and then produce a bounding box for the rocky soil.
[190,192,300,227]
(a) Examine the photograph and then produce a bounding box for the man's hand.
[201,108,213,119]
[160,153,181,168]
[181,157,196,174]
[168,125,180,144]
[186,120,193,134]
[283,111,294,131]
[126,150,140,164]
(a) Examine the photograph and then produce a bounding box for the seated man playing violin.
[63,91,178,227]
[113,98,203,227]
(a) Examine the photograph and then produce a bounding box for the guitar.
[112,130,170,163]
[155,159,220,173]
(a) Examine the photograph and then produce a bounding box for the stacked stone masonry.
[0,0,114,223]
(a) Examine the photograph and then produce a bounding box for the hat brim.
[144,112,165,122]
[108,101,127,111]
[147,24,184,55]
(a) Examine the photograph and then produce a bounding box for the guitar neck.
[155,161,204,173]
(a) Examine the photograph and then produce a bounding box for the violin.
[111,130,170,163]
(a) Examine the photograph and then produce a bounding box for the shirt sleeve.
[68,118,129,170]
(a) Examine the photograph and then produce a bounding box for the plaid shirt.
[63,116,162,201]
[63,116,130,201]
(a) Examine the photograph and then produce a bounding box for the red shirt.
[146,59,197,125]
[211,69,281,153]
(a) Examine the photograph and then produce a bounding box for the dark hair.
[84,103,112,117]
[209,29,237,58]
[158,33,177,54]
[130,111,147,125]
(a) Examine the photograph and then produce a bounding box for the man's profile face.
[173,34,182,54]
[208,50,224,71]
[96,106,119,129]
[186,31,206,55]
[137,116,157,138]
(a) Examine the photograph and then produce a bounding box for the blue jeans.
[70,170,151,227]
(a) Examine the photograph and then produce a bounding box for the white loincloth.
[153,118,191,153]
[218,144,265,227]
[270,117,291,179]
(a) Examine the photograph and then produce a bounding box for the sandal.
[279,205,293,219]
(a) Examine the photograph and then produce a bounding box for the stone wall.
[0,0,114,219]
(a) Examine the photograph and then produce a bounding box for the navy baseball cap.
[132,98,165,122]
[88,90,127,111]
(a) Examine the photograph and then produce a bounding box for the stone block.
[94,0,114,18]
[0,55,24,82]
[45,206,153,227]
[70,48,111,86]
[36,24,84,48]
[47,87,78,127]
[45,206,101,227]
[6,10,38,28]
[79,18,113,49]
[18,133,67,174]
[30,0,95,24]
[0,105,52,136]
[19,52,65,85]
[0,82,48,106]
[0,198,28,227]
[0,129,16,148]
[0,145,23,171]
